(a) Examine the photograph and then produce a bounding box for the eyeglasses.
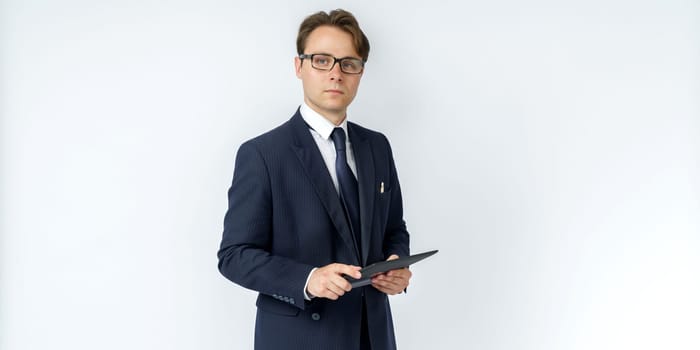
[299,54,365,74]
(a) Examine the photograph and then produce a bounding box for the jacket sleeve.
[381,135,411,259]
[217,141,314,310]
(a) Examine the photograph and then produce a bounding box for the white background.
[1,1,699,349]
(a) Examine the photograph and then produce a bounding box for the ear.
[294,56,303,79]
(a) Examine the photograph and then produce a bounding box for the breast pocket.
[377,187,393,228]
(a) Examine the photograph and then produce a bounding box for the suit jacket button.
[311,313,321,321]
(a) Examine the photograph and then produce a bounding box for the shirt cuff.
[303,267,318,300]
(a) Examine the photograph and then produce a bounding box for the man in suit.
[218,9,411,350]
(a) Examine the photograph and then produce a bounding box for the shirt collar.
[299,102,349,140]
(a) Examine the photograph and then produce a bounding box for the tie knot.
[331,127,346,152]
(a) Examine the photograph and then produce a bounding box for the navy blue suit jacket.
[218,110,410,350]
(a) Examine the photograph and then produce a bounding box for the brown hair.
[296,9,370,62]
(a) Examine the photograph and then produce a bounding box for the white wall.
[1,1,698,349]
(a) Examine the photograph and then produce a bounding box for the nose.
[329,61,344,81]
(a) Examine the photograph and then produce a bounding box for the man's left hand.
[371,254,412,295]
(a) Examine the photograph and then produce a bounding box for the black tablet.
[346,250,438,287]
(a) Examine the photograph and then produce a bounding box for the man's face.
[295,25,363,123]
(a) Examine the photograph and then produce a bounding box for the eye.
[313,56,331,67]
[341,59,363,72]
[341,61,358,70]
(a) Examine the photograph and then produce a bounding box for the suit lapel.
[289,111,361,263]
[348,123,375,265]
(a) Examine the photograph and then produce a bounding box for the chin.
[322,102,350,112]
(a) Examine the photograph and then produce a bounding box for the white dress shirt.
[300,102,358,190]
[299,102,358,300]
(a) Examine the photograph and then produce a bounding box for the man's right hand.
[306,263,362,300]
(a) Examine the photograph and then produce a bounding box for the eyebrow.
[308,52,362,60]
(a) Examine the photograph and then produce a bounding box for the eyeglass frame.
[298,53,366,74]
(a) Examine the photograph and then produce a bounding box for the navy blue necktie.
[331,127,361,255]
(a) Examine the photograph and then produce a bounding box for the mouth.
[324,89,344,95]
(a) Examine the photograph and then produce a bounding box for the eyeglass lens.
[310,54,363,74]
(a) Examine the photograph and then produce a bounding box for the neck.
[304,99,346,126]
[327,115,345,126]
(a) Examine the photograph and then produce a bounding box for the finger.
[309,269,346,298]
[372,274,399,287]
[330,275,353,292]
[311,282,337,300]
[325,282,346,297]
[386,254,399,261]
[371,279,390,292]
[321,290,339,300]
[372,281,399,295]
[375,274,409,290]
[373,277,402,290]
[373,284,392,295]
[309,281,336,299]
[387,268,411,278]
[375,272,406,284]
[333,264,362,279]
